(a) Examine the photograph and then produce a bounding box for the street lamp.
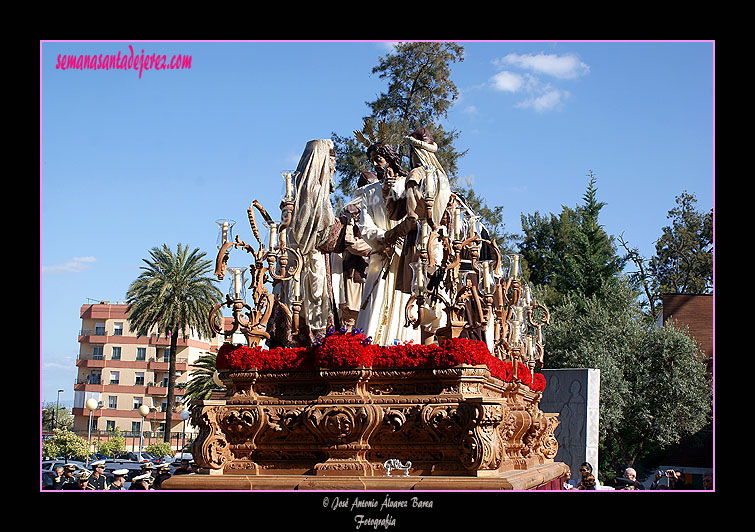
[180,408,190,457]
[138,404,150,461]
[85,397,99,464]
[54,389,64,431]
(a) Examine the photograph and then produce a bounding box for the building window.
[109,371,120,385]
[113,322,123,336]
[88,373,101,385]
[92,346,104,360]
[160,399,168,412]
[108,396,117,409]
[136,347,146,361]
[106,420,116,432]
[111,347,121,360]
[95,323,105,335]
[135,372,145,386]
[132,421,141,433]
[133,397,143,409]
[162,349,171,363]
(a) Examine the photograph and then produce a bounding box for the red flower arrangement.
[215,329,546,392]
[216,344,313,372]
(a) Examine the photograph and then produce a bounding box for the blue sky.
[40,40,714,406]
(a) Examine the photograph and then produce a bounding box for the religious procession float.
[166,129,568,490]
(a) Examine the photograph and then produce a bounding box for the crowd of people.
[562,462,713,490]
[49,458,195,491]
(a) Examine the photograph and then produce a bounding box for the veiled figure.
[390,127,452,294]
[269,139,343,346]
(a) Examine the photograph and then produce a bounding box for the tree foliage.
[96,428,126,457]
[43,428,91,460]
[332,43,466,198]
[145,441,173,458]
[42,402,73,432]
[126,243,223,441]
[649,191,713,295]
[619,190,712,318]
[331,42,515,250]
[519,172,625,308]
[545,277,711,480]
[185,351,224,409]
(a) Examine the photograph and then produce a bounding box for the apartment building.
[73,301,225,440]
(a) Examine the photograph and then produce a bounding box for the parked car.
[173,451,193,462]
[102,458,138,468]
[42,459,87,472]
[41,469,57,490]
[114,451,158,463]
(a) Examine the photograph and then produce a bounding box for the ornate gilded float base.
[162,462,569,491]
[190,365,562,479]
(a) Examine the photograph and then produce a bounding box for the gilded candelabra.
[210,171,304,346]
[405,167,551,375]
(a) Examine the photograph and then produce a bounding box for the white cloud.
[489,51,587,113]
[42,256,96,274]
[516,88,570,113]
[496,52,590,79]
[490,70,525,92]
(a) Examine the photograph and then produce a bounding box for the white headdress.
[404,134,451,227]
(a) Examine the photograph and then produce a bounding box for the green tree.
[649,191,713,295]
[185,351,225,408]
[145,441,173,459]
[126,243,223,442]
[43,428,91,460]
[545,277,711,481]
[42,402,73,432]
[97,428,126,457]
[519,172,624,307]
[333,43,465,195]
[332,42,513,250]
[619,191,712,319]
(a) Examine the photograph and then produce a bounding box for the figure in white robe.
[331,172,376,331]
[356,179,422,346]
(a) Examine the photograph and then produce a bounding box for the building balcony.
[146,383,187,396]
[148,358,188,371]
[76,357,107,368]
[75,355,186,371]
[73,382,186,395]
[71,407,179,420]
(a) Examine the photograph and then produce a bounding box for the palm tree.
[126,243,223,443]
[185,352,225,408]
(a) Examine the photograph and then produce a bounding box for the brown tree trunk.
[163,328,178,443]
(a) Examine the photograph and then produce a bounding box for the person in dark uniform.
[129,472,153,490]
[108,469,128,490]
[152,463,172,489]
[62,469,91,490]
[55,464,77,490]
[87,460,108,490]
[172,459,192,475]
